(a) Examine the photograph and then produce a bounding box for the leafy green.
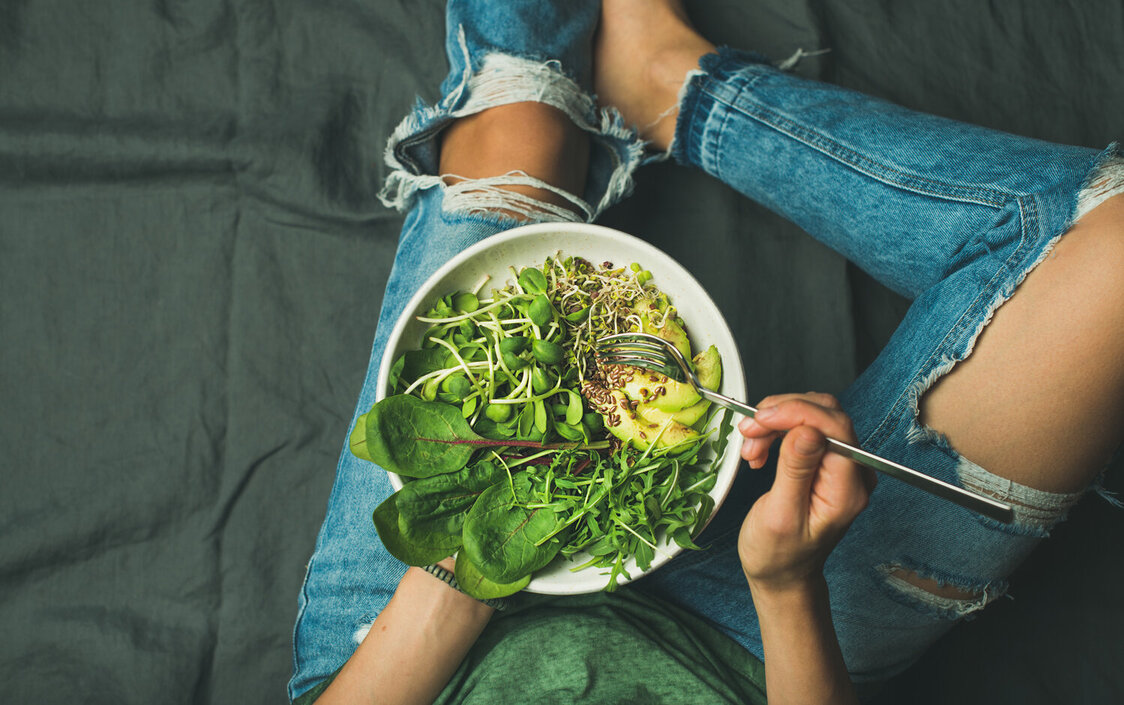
[371,493,456,565]
[365,395,485,478]
[395,460,506,549]
[454,551,531,600]
[462,475,569,584]
[349,412,372,462]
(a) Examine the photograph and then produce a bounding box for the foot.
[594,0,715,151]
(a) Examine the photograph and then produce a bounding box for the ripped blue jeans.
[288,1,1124,698]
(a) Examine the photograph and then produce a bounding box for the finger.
[752,398,856,444]
[755,392,843,412]
[740,434,780,468]
[771,425,829,511]
[741,393,842,436]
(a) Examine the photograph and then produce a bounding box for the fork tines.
[595,333,681,376]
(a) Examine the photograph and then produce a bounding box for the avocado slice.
[636,346,723,428]
[637,399,710,428]
[635,303,692,361]
[581,384,700,451]
[693,345,722,390]
[621,369,701,412]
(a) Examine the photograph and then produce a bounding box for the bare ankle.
[595,0,714,150]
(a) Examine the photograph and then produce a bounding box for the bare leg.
[595,0,714,151]
[439,102,590,218]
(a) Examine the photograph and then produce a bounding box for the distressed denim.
[289,4,1124,699]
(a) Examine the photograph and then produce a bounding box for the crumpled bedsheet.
[1,1,1121,703]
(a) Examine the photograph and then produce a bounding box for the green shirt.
[294,589,767,705]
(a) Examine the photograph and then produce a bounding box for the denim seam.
[698,69,1013,208]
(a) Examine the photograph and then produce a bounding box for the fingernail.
[739,418,759,433]
[755,406,776,420]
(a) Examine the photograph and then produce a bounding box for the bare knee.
[438,102,591,222]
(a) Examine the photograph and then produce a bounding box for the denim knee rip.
[377,28,648,223]
[876,560,1007,620]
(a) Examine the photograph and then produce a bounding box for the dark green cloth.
[294,590,766,705]
[3,2,1122,704]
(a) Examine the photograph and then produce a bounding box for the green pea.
[637,270,652,285]
[440,374,471,399]
[485,403,512,422]
[532,339,564,366]
[528,294,552,328]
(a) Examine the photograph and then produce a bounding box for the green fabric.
[293,590,767,705]
[4,1,1123,704]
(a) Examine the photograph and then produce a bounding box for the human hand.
[737,394,875,595]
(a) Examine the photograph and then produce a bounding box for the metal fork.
[597,332,1014,524]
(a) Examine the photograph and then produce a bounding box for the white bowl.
[376,222,746,594]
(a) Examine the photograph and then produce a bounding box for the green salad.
[350,255,731,598]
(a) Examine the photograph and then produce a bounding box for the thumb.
[771,426,828,510]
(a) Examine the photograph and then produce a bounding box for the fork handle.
[697,388,1015,524]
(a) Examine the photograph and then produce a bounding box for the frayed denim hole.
[876,561,1006,621]
[437,206,526,234]
[352,614,377,645]
[380,48,645,220]
[956,455,1084,538]
[438,172,590,226]
[1072,142,1124,224]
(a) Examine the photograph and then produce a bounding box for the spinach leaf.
[396,460,506,549]
[462,476,568,584]
[364,395,487,478]
[454,552,531,600]
[349,412,372,462]
[371,493,456,566]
